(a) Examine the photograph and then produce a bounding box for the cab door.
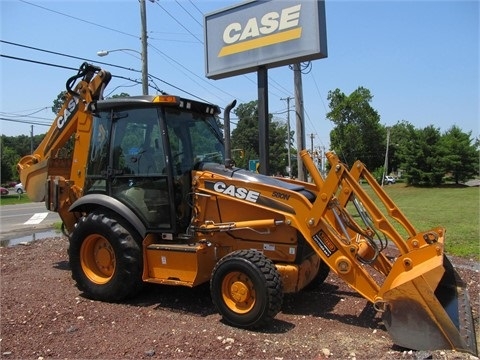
[86,108,174,230]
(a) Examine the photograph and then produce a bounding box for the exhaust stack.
[223,99,237,168]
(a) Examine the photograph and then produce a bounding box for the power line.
[0,52,145,88]
[0,42,216,103]
[19,0,138,39]
[150,0,288,103]
[147,43,241,103]
[0,117,51,127]
[0,54,80,72]
[1,40,141,74]
[310,71,329,114]
[154,1,203,44]
[9,2,284,109]
[5,0,238,105]
[174,0,203,28]
[4,2,314,131]
[0,107,49,117]
[147,32,199,44]
[1,49,213,109]
[0,113,52,122]
[187,0,204,16]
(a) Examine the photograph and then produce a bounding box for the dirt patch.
[1,237,478,359]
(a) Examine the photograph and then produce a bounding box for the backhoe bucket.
[381,254,477,355]
[17,156,48,202]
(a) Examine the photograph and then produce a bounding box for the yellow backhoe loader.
[18,63,477,355]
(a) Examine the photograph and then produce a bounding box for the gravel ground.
[1,236,478,360]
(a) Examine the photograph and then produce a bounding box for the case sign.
[204,0,327,80]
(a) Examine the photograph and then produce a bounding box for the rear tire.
[68,211,143,301]
[304,259,330,291]
[210,249,283,328]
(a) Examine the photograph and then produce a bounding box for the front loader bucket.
[381,254,477,355]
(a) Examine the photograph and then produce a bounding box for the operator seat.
[137,146,157,175]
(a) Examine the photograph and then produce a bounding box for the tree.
[231,101,288,175]
[393,123,479,186]
[397,125,444,186]
[326,87,385,170]
[1,134,43,158]
[1,140,17,183]
[440,126,479,184]
[389,120,417,175]
[1,134,45,183]
[110,93,130,98]
[52,91,68,114]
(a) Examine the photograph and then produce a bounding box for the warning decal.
[312,230,338,257]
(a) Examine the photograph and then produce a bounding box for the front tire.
[68,211,143,301]
[210,249,283,328]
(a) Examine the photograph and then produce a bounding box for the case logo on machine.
[57,97,79,130]
[219,4,302,57]
[213,181,260,203]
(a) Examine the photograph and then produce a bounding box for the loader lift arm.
[299,149,477,355]
[17,63,111,229]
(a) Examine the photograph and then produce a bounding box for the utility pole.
[382,127,390,187]
[281,96,293,178]
[293,63,306,181]
[30,125,33,154]
[321,146,326,176]
[140,0,149,95]
[309,133,315,153]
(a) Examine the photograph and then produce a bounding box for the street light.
[97,0,150,95]
[97,49,140,58]
[97,48,148,95]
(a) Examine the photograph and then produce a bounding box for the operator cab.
[84,95,223,235]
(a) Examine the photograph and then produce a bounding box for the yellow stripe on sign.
[218,27,303,57]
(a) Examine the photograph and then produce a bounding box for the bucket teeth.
[453,271,477,355]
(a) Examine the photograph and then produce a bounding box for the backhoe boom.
[17,63,111,226]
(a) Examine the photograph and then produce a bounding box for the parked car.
[384,175,396,184]
[0,187,9,196]
[14,183,24,194]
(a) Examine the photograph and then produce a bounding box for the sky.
[0,0,478,151]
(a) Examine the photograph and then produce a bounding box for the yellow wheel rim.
[80,234,115,284]
[221,271,256,314]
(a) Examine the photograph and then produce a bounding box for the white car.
[384,176,396,184]
[14,183,25,194]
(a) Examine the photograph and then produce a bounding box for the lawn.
[367,183,479,259]
[0,193,32,205]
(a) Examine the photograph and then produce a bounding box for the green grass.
[365,184,480,259]
[0,193,33,205]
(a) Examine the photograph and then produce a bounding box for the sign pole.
[258,66,269,175]
[294,63,306,181]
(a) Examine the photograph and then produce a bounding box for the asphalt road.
[0,202,61,244]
